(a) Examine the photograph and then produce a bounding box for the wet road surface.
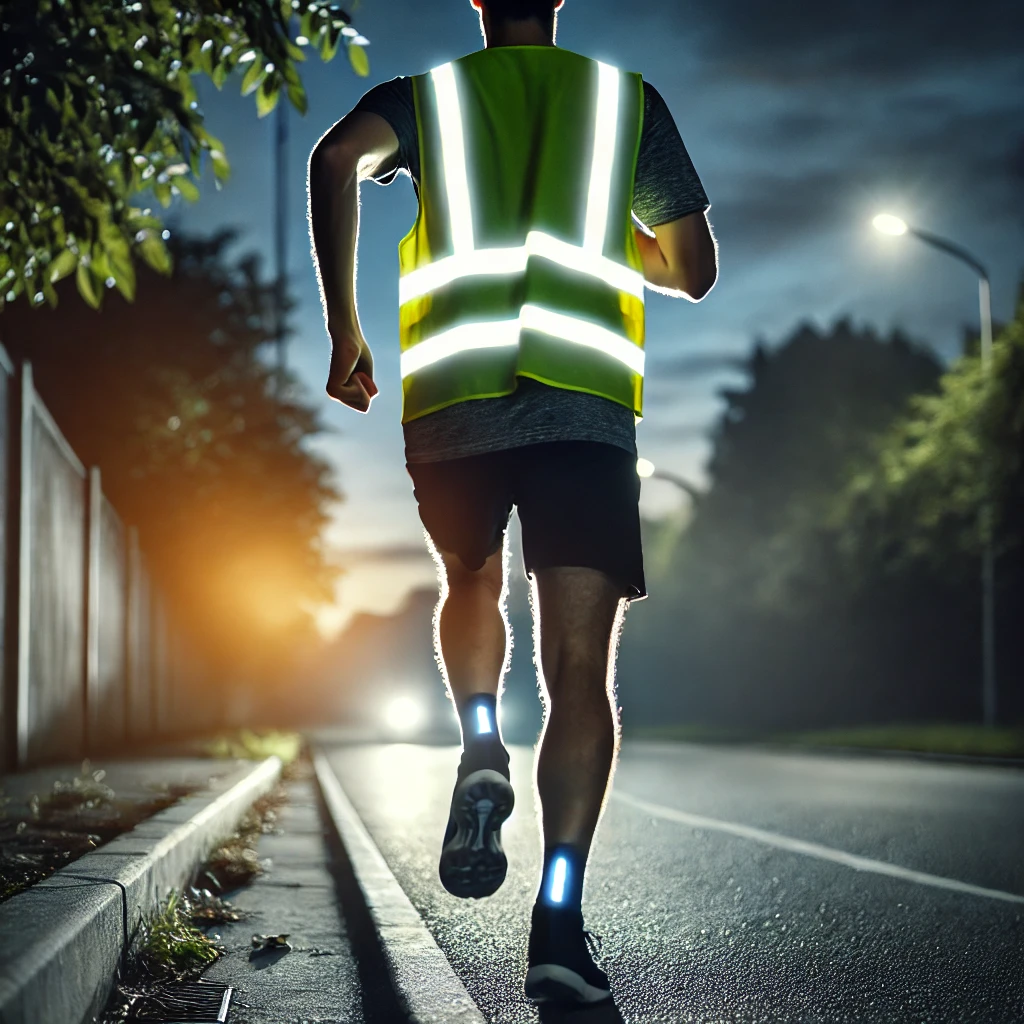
[323,741,1024,1023]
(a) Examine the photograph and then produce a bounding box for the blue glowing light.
[475,705,493,735]
[548,855,568,904]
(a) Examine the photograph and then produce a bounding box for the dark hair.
[482,0,560,21]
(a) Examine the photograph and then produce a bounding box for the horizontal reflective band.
[399,231,645,307]
[401,320,520,378]
[521,304,646,376]
[400,305,644,379]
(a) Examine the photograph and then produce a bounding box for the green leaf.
[139,234,172,274]
[255,80,280,118]
[49,248,78,283]
[76,262,100,308]
[113,260,136,301]
[175,176,200,202]
[241,60,266,97]
[321,24,341,62]
[153,180,173,207]
[286,82,308,116]
[348,43,370,78]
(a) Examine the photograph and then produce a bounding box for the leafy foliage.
[834,287,1024,574]
[0,0,369,311]
[0,231,341,670]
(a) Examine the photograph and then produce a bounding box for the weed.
[137,892,222,979]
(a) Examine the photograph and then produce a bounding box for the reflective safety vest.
[399,47,646,424]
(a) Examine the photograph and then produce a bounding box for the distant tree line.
[620,289,1024,732]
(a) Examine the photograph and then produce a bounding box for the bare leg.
[533,567,627,861]
[433,542,516,899]
[432,542,510,721]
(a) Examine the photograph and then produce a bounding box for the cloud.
[648,352,749,378]
[678,0,1024,86]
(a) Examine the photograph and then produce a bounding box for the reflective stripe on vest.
[399,50,646,423]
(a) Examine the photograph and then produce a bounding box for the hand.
[326,330,378,413]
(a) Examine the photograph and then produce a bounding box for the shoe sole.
[524,964,612,1004]
[439,769,514,899]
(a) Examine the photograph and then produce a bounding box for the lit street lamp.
[872,212,996,727]
[636,458,704,503]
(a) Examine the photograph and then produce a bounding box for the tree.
[684,319,942,611]
[0,231,341,673]
[0,0,369,312]
[834,285,1024,577]
[617,320,969,732]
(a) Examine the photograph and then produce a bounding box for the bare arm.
[308,111,400,411]
[633,210,718,301]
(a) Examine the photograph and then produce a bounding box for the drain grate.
[128,982,233,1023]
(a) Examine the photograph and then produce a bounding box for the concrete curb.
[312,750,487,1024]
[0,755,282,1024]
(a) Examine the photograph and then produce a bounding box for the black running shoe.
[524,904,612,1005]
[438,742,514,899]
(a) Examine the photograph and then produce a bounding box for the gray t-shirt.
[355,71,710,464]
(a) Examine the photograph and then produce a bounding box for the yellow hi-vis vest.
[398,47,646,424]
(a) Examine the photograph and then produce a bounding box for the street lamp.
[872,212,996,727]
[636,458,704,502]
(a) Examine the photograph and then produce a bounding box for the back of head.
[477,0,564,22]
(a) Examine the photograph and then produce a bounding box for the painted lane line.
[611,790,1024,907]
[313,751,487,1024]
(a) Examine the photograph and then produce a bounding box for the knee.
[442,552,504,605]
[540,640,610,702]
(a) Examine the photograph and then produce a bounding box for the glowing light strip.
[521,304,646,376]
[583,62,620,254]
[475,705,493,735]
[432,64,474,254]
[401,319,520,378]
[549,856,568,904]
[400,306,644,379]
[399,231,645,307]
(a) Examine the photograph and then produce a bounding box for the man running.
[309,0,716,1005]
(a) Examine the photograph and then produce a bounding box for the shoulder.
[355,75,414,110]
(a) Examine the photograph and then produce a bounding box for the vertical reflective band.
[431,63,475,255]
[549,855,569,904]
[475,705,493,735]
[583,62,621,254]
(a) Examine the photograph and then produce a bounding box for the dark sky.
[179,0,1024,630]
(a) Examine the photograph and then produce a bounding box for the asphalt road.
[324,741,1024,1024]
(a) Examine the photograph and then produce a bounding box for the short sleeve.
[633,82,710,229]
[353,77,420,186]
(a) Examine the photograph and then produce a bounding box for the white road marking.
[612,790,1024,906]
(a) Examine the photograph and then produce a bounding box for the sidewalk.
[0,757,248,902]
[195,776,363,1024]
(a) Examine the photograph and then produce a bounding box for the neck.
[483,15,556,47]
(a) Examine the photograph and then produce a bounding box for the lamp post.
[872,213,996,727]
[636,458,704,503]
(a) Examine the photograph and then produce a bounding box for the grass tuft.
[138,891,222,978]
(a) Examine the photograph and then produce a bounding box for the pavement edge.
[0,755,282,1024]
[313,749,487,1024]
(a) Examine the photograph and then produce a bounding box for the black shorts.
[407,441,646,600]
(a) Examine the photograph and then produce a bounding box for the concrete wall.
[1,358,202,768]
[24,377,88,764]
[87,488,128,749]
[0,343,12,771]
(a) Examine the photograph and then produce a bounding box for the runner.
[308,0,717,1004]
